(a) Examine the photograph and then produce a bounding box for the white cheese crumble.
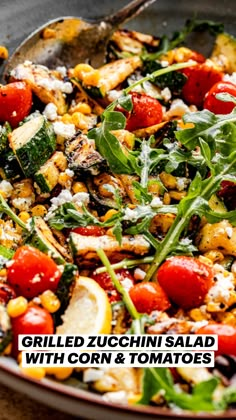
[56,66,67,78]
[225,226,233,239]
[150,196,163,208]
[176,177,190,192]
[123,205,151,222]
[37,77,73,94]
[11,197,34,211]
[205,264,235,311]
[0,180,13,197]
[65,168,75,177]
[103,390,128,405]
[43,103,58,121]
[107,90,123,102]
[45,189,90,220]
[161,87,171,101]
[223,72,236,85]
[53,121,76,139]
[165,99,191,118]
[134,268,146,280]
[83,368,104,383]
[120,277,134,291]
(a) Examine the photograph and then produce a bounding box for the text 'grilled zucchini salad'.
[1,18,236,412]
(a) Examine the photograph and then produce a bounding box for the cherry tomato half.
[0,282,16,304]
[0,82,32,127]
[119,92,163,131]
[204,81,236,114]
[196,323,236,356]
[181,63,223,108]
[11,305,54,357]
[71,226,106,236]
[157,256,214,309]
[91,269,134,303]
[129,282,171,314]
[7,246,61,299]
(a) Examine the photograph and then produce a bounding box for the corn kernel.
[101,209,118,222]
[203,250,224,263]
[7,296,28,318]
[58,172,72,188]
[40,290,61,313]
[45,367,73,380]
[0,46,8,60]
[18,211,30,223]
[72,181,88,194]
[163,192,171,205]
[0,190,8,199]
[71,112,87,130]
[0,268,7,278]
[169,191,187,201]
[189,308,206,321]
[61,113,73,124]
[31,205,47,217]
[74,64,100,86]
[42,28,56,39]
[3,343,12,355]
[20,365,46,380]
[159,172,177,189]
[127,393,142,404]
[69,102,92,115]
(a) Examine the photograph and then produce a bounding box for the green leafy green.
[138,368,220,412]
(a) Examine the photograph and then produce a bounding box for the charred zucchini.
[0,304,12,353]
[0,122,11,156]
[211,32,236,72]
[34,151,67,193]
[8,115,56,177]
[1,149,23,180]
[81,56,141,98]
[24,217,66,264]
[66,132,105,175]
[86,175,123,212]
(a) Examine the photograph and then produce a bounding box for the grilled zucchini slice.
[211,32,236,73]
[34,151,67,193]
[0,122,11,156]
[9,115,56,177]
[66,132,105,175]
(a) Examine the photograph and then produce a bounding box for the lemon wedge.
[56,276,112,335]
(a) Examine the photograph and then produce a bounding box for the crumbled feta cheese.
[65,168,75,177]
[11,110,17,117]
[11,197,34,211]
[56,66,67,78]
[160,60,169,67]
[0,180,13,197]
[107,90,123,102]
[45,189,89,220]
[205,264,235,311]
[150,196,163,208]
[37,77,73,94]
[53,121,76,139]
[134,268,146,280]
[103,391,128,405]
[161,87,171,101]
[165,99,191,118]
[43,103,58,121]
[120,277,133,291]
[176,177,189,192]
[223,72,236,85]
[83,368,104,383]
[225,226,233,239]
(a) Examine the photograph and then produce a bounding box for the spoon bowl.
[3,0,156,79]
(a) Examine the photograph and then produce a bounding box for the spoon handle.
[103,0,157,28]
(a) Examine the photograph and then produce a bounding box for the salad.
[0,18,236,413]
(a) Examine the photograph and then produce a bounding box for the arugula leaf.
[142,60,187,96]
[138,368,219,412]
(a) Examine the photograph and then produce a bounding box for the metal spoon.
[3,0,156,78]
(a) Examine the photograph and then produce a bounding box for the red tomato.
[11,305,54,357]
[91,269,134,303]
[71,226,106,236]
[196,323,236,356]
[0,82,32,127]
[157,256,214,309]
[0,282,16,304]
[7,246,61,299]
[181,63,223,108]
[204,81,236,114]
[120,92,163,131]
[129,282,171,314]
